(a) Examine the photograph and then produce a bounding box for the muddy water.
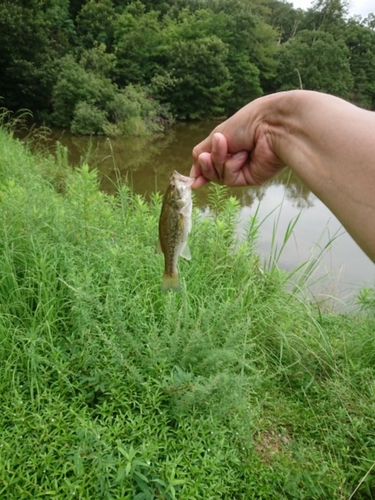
[47,122,374,306]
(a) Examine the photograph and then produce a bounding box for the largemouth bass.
[159,170,194,292]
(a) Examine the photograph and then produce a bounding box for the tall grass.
[0,124,374,499]
[256,174,345,302]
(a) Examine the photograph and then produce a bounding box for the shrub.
[71,101,108,135]
[51,56,173,136]
[108,84,174,136]
[0,127,374,498]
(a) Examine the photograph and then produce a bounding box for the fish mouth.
[172,170,195,187]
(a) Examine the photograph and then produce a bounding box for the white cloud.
[291,0,374,18]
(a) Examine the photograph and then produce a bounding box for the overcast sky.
[291,0,374,18]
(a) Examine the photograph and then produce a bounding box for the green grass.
[0,125,374,499]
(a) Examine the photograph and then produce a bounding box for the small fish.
[158,170,194,292]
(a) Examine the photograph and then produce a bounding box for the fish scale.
[158,171,194,292]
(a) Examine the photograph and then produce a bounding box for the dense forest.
[0,0,374,134]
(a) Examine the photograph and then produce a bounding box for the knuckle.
[192,145,200,159]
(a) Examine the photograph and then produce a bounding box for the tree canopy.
[0,0,373,134]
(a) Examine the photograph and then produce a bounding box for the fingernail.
[212,133,220,153]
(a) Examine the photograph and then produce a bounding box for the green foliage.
[0,1,69,111]
[107,84,173,135]
[80,43,117,77]
[344,20,375,109]
[113,2,162,86]
[156,4,265,116]
[51,54,115,129]
[276,29,353,97]
[71,101,108,135]
[225,55,262,114]
[357,287,375,314]
[249,18,280,88]
[300,0,349,36]
[0,0,374,130]
[266,0,305,44]
[76,0,116,49]
[1,126,375,498]
[50,52,172,135]
[162,35,232,119]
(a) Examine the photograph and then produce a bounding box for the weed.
[0,126,374,498]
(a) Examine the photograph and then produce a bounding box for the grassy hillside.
[0,126,374,499]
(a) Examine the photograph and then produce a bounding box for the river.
[38,121,374,308]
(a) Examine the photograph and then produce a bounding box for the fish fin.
[180,243,191,261]
[162,272,181,293]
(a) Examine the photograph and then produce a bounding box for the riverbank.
[0,127,374,498]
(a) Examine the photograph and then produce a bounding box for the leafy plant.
[71,101,108,135]
[0,125,375,499]
[357,287,375,313]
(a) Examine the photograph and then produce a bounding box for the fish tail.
[162,272,181,293]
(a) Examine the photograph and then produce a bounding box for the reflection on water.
[45,122,374,304]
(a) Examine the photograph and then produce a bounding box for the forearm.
[264,91,375,261]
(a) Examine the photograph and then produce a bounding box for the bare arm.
[191,90,375,262]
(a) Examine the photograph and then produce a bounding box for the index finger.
[192,138,212,166]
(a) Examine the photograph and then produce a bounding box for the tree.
[0,0,74,112]
[160,35,232,119]
[112,1,161,86]
[344,20,375,109]
[266,0,305,43]
[300,0,349,35]
[276,30,353,98]
[76,0,116,50]
[50,54,117,128]
[204,0,278,103]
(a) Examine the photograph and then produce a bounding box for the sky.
[291,0,374,18]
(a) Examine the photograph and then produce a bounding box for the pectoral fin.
[180,242,191,261]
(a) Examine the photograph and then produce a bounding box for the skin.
[190,90,375,262]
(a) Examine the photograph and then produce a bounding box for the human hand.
[191,89,375,262]
[190,98,287,189]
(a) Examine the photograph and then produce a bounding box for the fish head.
[167,171,194,205]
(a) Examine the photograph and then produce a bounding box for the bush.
[51,55,116,129]
[108,84,174,136]
[51,55,173,136]
[71,101,108,135]
[0,127,375,498]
